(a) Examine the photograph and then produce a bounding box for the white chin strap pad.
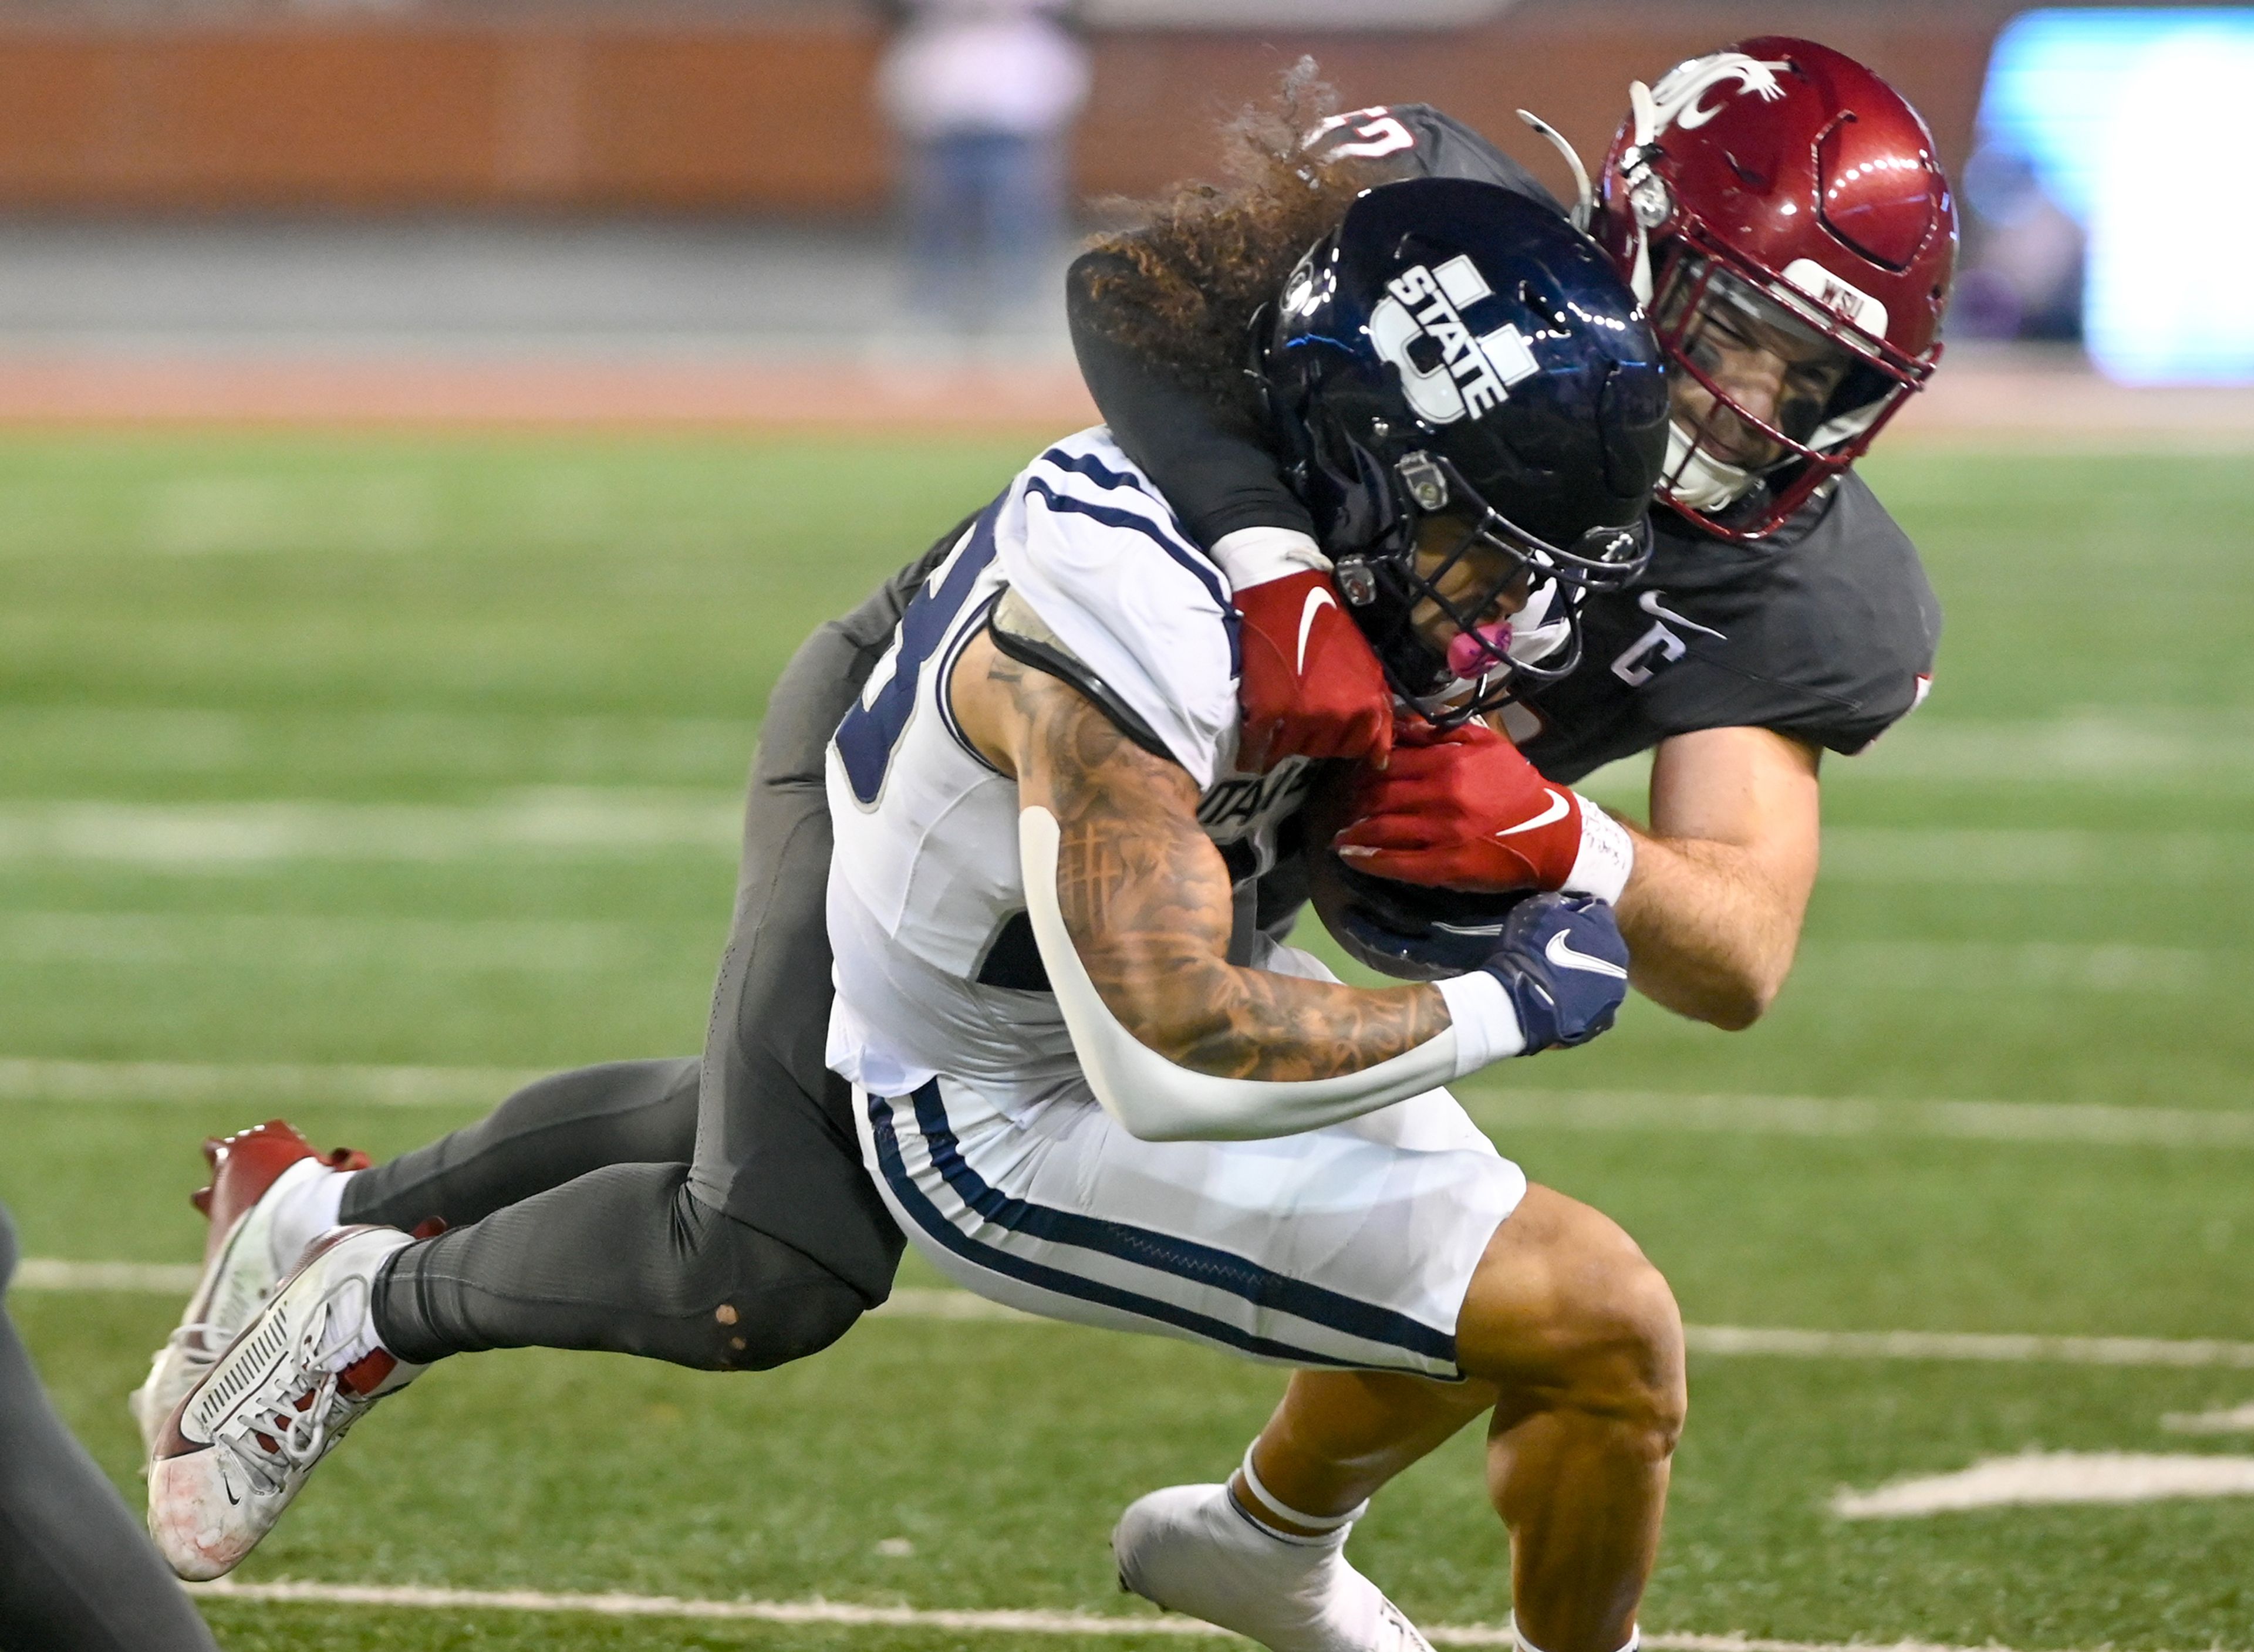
[1665,420,1759,511]
[1506,581,1572,667]
[1020,807,1503,1142]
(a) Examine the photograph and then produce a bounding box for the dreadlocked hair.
[1082,60,1396,417]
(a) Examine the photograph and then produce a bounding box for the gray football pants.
[344,544,949,1371]
[0,1205,221,1652]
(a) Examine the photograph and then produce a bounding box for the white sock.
[325,1269,390,1371]
[1115,1477,1400,1652]
[309,1230,409,1374]
[265,1162,354,1275]
[1233,1444,1368,1544]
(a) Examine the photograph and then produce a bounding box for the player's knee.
[1584,1256,1686,1455]
[713,1273,866,1371]
[702,1217,870,1372]
[1542,1262,1681,1455]
[1458,1194,1685,1455]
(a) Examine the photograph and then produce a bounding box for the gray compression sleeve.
[341,1058,700,1232]
[370,1164,866,1373]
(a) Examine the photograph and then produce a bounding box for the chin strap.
[1505,580,1573,667]
[1663,420,1760,512]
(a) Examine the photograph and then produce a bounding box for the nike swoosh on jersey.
[1494,789,1570,837]
[1296,585,1338,676]
[1546,928,1628,979]
[1636,589,1727,640]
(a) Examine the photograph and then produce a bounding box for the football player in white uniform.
[829,180,1680,1652]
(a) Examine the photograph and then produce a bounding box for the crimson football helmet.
[1585,38,1958,539]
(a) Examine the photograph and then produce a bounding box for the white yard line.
[1815,827,2254,884]
[0,911,692,973]
[12,1258,199,1292]
[23,1268,2253,1371]
[3,913,2233,990]
[3,797,2249,876]
[0,1058,538,1108]
[1833,1451,2254,1518]
[184,1578,2164,1652]
[0,793,741,863]
[1681,1325,2254,1369]
[1580,715,2254,793]
[9,1059,2249,1149]
[1459,1090,2254,1148]
[0,707,753,785]
[9,706,2252,787]
[2162,1402,2254,1434]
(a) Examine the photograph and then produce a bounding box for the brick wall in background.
[0,6,2000,215]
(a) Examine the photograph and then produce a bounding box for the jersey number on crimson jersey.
[836,529,998,805]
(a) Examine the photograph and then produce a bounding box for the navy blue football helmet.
[1260,177,1669,722]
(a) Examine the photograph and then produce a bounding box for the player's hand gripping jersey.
[825,431,1316,1125]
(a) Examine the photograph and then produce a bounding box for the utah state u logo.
[1369,258,1542,426]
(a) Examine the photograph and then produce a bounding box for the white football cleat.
[1113,1482,1433,1652]
[129,1120,369,1458]
[147,1224,422,1581]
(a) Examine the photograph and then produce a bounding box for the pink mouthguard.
[1446,622,1513,680]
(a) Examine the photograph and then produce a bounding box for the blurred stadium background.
[2,4,2251,1651]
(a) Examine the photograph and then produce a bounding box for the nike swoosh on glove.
[1334,719,1634,903]
[1230,566,1394,773]
[1477,893,1630,1052]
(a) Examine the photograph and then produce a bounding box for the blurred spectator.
[1952,143,2084,343]
[876,0,1091,332]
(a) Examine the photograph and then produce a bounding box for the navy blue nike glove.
[1321,854,1540,980]
[1479,893,1630,1052]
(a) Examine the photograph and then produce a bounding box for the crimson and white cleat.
[128,1121,370,1457]
[1113,1482,1433,1652]
[147,1224,421,1581]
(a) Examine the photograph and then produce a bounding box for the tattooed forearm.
[951,629,1451,1082]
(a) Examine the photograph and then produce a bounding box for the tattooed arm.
[950,626,1452,1082]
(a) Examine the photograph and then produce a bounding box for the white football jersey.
[825,429,1314,1121]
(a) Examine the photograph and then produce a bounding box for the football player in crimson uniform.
[132,46,1949,1619]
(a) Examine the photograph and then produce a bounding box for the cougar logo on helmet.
[1650,53,1790,134]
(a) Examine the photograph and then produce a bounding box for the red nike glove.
[1230,562,1393,773]
[1217,523,1392,772]
[1334,719,1636,901]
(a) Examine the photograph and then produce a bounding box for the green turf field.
[2,433,2250,1650]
